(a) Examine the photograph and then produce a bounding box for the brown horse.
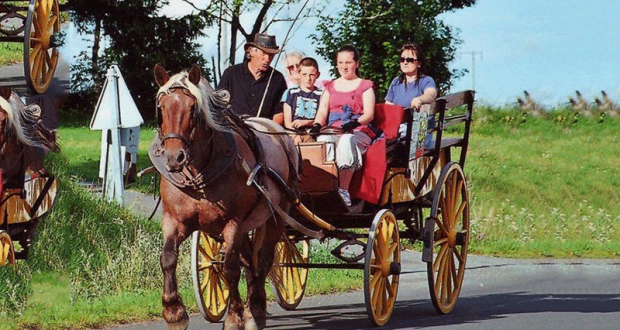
[153,64,299,330]
[0,87,57,186]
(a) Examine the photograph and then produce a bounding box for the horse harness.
[150,89,324,239]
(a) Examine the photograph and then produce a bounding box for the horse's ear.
[188,64,201,86]
[0,86,11,101]
[154,63,169,87]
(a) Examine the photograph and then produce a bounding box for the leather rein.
[152,86,236,194]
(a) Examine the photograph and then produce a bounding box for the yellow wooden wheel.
[191,231,229,322]
[269,236,309,310]
[364,209,400,326]
[426,162,469,314]
[0,231,15,266]
[24,0,60,94]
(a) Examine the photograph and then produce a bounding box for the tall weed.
[0,264,32,316]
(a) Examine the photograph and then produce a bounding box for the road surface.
[106,252,620,330]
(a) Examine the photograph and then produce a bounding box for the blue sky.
[63,0,620,107]
[440,0,620,107]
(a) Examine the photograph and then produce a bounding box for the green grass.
[58,126,157,193]
[0,43,23,66]
[2,107,617,328]
[463,108,620,257]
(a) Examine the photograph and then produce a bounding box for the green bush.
[26,152,193,303]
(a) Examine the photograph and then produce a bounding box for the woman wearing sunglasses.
[385,43,437,150]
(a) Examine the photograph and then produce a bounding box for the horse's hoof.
[167,319,189,330]
[222,322,244,330]
[244,318,259,330]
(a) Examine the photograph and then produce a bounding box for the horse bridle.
[156,88,201,148]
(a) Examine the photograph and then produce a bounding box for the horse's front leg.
[160,215,190,330]
[244,217,284,330]
[222,220,246,330]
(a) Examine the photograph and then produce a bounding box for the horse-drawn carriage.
[187,86,475,326]
[0,0,63,94]
[0,174,57,266]
[0,87,58,266]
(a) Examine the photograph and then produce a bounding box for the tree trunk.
[92,19,102,92]
[230,3,241,65]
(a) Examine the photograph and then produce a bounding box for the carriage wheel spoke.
[370,268,381,289]
[45,51,53,68]
[449,173,458,208]
[440,196,452,231]
[198,262,213,271]
[47,15,57,30]
[455,200,467,222]
[444,252,452,302]
[32,51,44,80]
[34,14,43,35]
[450,253,458,290]
[200,271,211,295]
[433,243,448,273]
[388,241,398,257]
[215,277,226,306]
[385,277,396,298]
[41,54,47,81]
[434,237,449,247]
[287,266,295,301]
[372,277,384,311]
[454,178,464,206]
[197,243,210,260]
[436,247,450,295]
[434,216,449,237]
[381,282,388,313]
[453,247,464,264]
[373,241,382,263]
[30,44,42,65]
[292,265,302,292]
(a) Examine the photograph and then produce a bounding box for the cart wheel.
[24,0,60,94]
[426,162,469,314]
[191,231,229,322]
[364,209,400,326]
[0,231,15,266]
[269,236,309,310]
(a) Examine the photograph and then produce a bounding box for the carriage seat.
[349,104,404,204]
[372,103,405,141]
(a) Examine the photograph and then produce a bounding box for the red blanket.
[350,138,386,204]
[350,104,404,204]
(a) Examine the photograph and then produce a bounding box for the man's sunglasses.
[399,57,419,63]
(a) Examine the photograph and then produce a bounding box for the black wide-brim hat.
[244,33,280,54]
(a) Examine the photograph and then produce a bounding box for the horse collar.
[149,125,238,194]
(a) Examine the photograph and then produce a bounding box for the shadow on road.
[266,292,620,329]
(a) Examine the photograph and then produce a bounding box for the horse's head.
[155,64,215,173]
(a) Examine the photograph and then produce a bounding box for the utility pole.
[457,51,483,90]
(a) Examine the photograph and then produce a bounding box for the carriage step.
[421,216,435,263]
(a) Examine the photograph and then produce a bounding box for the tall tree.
[312,0,476,99]
[69,0,209,119]
[181,0,324,85]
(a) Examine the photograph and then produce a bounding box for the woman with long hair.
[310,45,378,207]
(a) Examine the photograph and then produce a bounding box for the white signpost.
[90,65,144,205]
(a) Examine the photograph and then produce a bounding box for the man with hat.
[217,33,288,121]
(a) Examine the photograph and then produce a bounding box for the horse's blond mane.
[157,71,228,132]
[0,92,45,148]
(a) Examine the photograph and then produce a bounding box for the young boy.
[283,57,322,135]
